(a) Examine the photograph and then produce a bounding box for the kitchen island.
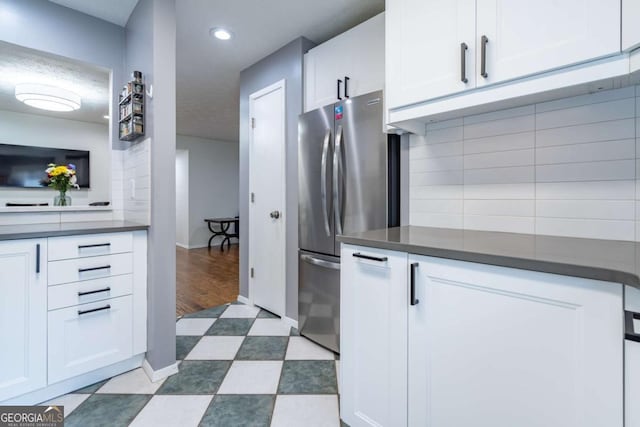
[338,226,639,427]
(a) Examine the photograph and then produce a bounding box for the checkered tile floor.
[42,302,344,427]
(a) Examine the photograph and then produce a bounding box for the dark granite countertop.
[0,221,149,241]
[338,226,640,289]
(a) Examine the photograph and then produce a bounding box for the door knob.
[270,211,280,219]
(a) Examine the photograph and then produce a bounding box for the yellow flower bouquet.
[45,163,80,206]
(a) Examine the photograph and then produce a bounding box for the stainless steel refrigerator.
[298,90,398,353]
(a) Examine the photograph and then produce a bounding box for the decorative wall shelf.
[119,71,145,141]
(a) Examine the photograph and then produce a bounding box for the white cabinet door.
[48,295,133,384]
[304,13,385,112]
[340,244,408,427]
[408,254,623,427]
[0,239,46,401]
[476,0,620,87]
[386,0,476,109]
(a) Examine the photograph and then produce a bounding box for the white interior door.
[249,80,286,317]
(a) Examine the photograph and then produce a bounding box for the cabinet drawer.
[48,295,133,384]
[48,232,133,261]
[48,253,133,286]
[48,275,133,311]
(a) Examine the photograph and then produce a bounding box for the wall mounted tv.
[0,143,90,189]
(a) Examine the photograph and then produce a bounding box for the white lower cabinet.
[340,244,408,427]
[0,239,47,401]
[341,243,625,427]
[48,295,133,384]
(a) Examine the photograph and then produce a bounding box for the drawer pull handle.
[352,253,388,262]
[78,304,111,316]
[78,243,111,249]
[78,265,111,273]
[78,287,111,297]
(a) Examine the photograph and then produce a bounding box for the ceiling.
[49,0,140,26]
[45,0,385,142]
[0,41,110,124]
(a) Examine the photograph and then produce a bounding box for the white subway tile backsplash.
[536,98,635,130]
[536,200,635,221]
[536,159,635,182]
[410,141,463,159]
[464,166,534,185]
[409,85,640,241]
[535,139,635,165]
[463,114,535,139]
[464,132,534,154]
[464,200,534,217]
[536,181,635,200]
[536,119,635,148]
[464,149,534,170]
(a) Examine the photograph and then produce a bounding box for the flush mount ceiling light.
[209,27,233,41]
[14,83,81,112]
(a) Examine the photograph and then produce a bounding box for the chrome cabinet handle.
[410,262,420,306]
[270,211,281,219]
[480,35,489,78]
[460,42,468,83]
[320,128,332,237]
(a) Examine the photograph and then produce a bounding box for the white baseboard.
[237,295,251,305]
[187,243,210,249]
[142,359,179,383]
[283,316,298,330]
[175,242,189,249]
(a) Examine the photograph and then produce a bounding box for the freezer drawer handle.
[301,254,340,270]
[352,253,388,262]
[78,304,111,316]
[410,262,420,306]
[625,310,640,343]
[78,287,112,297]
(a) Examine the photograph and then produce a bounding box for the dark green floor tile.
[156,361,231,395]
[257,309,278,319]
[278,360,337,394]
[289,327,300,336]
[206,318,254,336]
[199,395,275,427]
[236,337,288,360]
[184,305,228,318]
[73,379,108,394]
[176,336,201,360]
[65,394,151,427]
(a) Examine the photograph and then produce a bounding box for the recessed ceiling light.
[14,83,81,112]
[210,27,233,41]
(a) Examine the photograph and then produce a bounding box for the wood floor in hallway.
[176,245,239,317]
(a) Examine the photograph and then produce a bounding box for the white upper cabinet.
[386,0,476,109]
[0,239,47,402]
[476,0,621,87]
[622,0,640,51]
[304,13,384,112]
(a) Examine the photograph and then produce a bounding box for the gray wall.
[0,0,125,150]
[177,135,239,249]
[126,0,177,371]
[239,37,316,320]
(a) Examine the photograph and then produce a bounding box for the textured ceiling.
[48,0,139,26]
[0,41,110,124]
[176,0,385,142]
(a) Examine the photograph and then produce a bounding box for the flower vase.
[54,191,71,207]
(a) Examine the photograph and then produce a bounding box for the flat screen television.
[0,143,90,189]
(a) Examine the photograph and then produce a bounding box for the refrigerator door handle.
[320,128,332,237]
[301,254,341,270]
[333,124,344,236]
